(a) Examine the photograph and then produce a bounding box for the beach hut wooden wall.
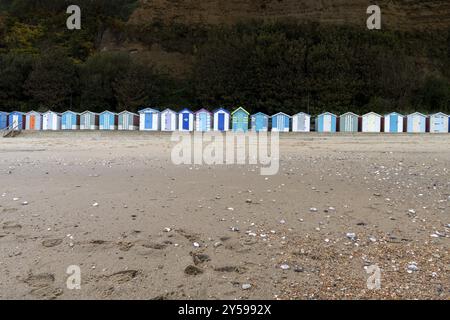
[429,112,449,133]
[292,112,310,132]
[195,109,212,132]
[42,111,61,131]
[118,111,139,130]
[0,112,8,129]
[178,108,194,131]
[232,107,250,132]
[384,112,404,133]
[161,109,178,131]
[25,111,42,130]
[271,112,291,132]
[100,111,118,130]
[315,112,337,133]
[251,112,269,132]
[339,112,359,132]
[213,108,230,131]
[407,112,427,133]
[61,111,80,130]
[139,108,160,131]
[8,111,26,130]
[362,112,382,133]
[80,111,99,130]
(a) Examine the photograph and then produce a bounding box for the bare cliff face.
[129,0,450,30]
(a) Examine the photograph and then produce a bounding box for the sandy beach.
[0,132,448,300]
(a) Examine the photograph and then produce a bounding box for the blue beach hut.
[271,112,291,132]
[213,108,230,131]
[139,108,160,131]
[251,112,269,132]
[178,108,194,132]
[61,111,80,130]
[8,111,25,130]
[232,107,250,132]
[100,111,118,130]
[195,109,212,132]
[315,112,337,133]
[407,112,427,133]
[384,112,404,133]
[0,111,8,129]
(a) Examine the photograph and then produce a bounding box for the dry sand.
[0,131,448,300]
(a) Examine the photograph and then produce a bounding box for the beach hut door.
[165,113,172,130]
[145,113,153,129]
[390,115,397,132]
[296,115,303,131]
[182,113,189,130]
[30,115,35,129]
[200,113,207,131]
[434,116,444,132]
[256,116,264,131]
[12,115,19,129]
[218,113,225,131]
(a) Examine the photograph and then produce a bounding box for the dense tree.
[0,53,33,109]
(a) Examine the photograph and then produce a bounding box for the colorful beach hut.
[195,109,212,132]
[384,112,404,133]
[139,108,160,131]
[213,108,230,132]
[25,111,42,130]
[8,111,26,130]
[0,112,8,129]
[407,112,427,133]
[362,112,382,133]
[118,111,139,131]
[339,112,359,133]
[292,112,311,133]
[42,111,61,131]
[271,112,291,132]
[99,111,118,130]
[161,109,178,131]
[61,111,80,130]
[429,112,449,133]
[232,107,250,132]
[251,112,269,132]
[315,112,337,133]
[178,108,194,132]
[80,111,99,130]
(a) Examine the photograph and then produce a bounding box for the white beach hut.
[292,112,311,132]
[80,111,99,130]
[407,112,427,133]
[429,112,449,133]
[384,112,404,133]
[42,111,61,131]
[161,109,178,131]
[362,112,382,133]
[213,108,230,131]
[139,108,160,131]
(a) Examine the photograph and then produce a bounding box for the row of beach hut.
[1,109,449,133]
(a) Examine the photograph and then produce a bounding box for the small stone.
[213,241,222,248]
[242,283,252,290]
[245,199,252,204]
[92,202,99,207]
[309,208,318,212]
[21,201,28,206]
[230,227,239,232]
[227,207,234,211]
[184,265,203,276]
[163,227,171,232]
[346,233,357,241]
[193,242,200,248]
[293,265,304,273]
[13,197,19,201]
[280,264,290,270]
[407,262,419,273]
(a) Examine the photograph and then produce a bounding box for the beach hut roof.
[431,112,448,117]
[179,108,193,114]
[252,112,269,117]
[62,110,79,115]
[138,107,159,113]
[100,110,117,115]
[271,112,291,118]
[363,112,381,117]
[341,112,359,117]
[161,108,177,114]
[26,110,41,115]
[385,112,403,117]
[119,110,139,115]
[80,110,99,115]
[213,108,230,114]
[195,108,212,115]
[43,110,61,115]
[408,112,427,118]
[232,107,249,115]
[318,112,337,117]
[11,111,25,115]
[293,112,311,117]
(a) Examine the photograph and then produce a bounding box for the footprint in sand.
[24,273,62,299]
[104,270,140,284]
[2,221,22,232]
[42,239,63,248]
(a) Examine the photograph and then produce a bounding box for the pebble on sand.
[280,264,290,270]
[242,284,252,290]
